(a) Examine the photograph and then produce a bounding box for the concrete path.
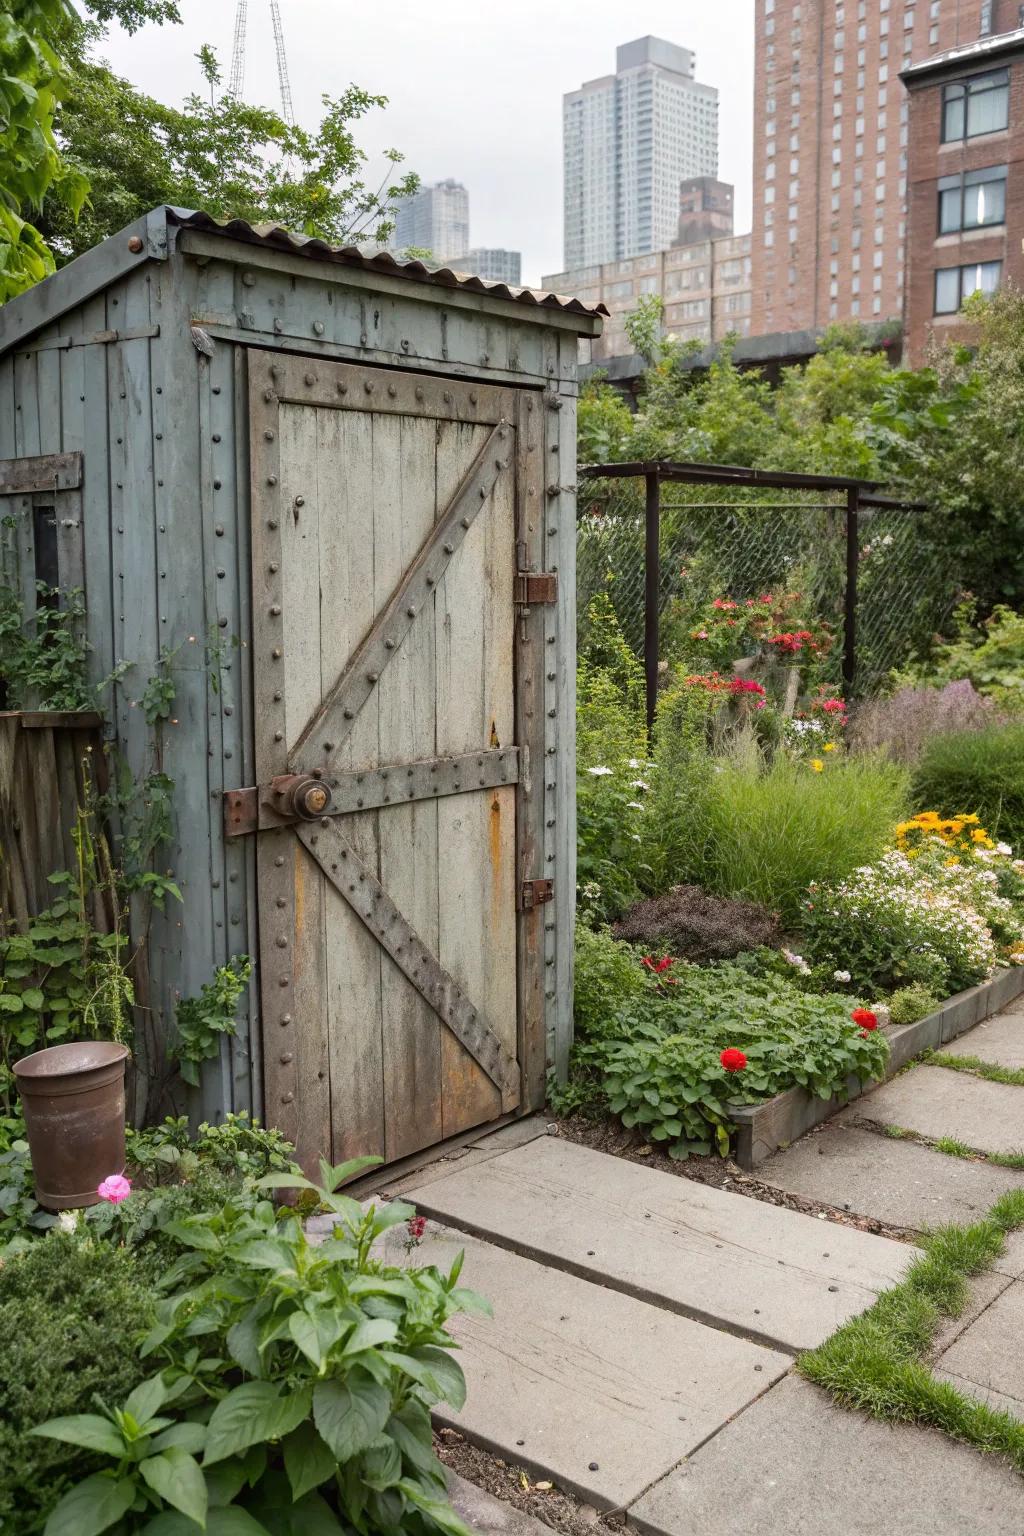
[365,1000,1024,1536]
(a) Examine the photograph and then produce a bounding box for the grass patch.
[930,1050,1024,1089]
[877,1121,1024,1168]
[989,1149,1024,1170]
[798,1189,1024,1468]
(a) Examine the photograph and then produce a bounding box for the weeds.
[929,1050,1024,1090]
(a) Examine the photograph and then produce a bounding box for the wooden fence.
[0,710,107,930]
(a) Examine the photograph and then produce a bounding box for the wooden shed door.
[241,353,548,1173]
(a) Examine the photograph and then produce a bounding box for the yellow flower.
[944,856,960,867]
[823,743,837,752]
[810,759,824,773]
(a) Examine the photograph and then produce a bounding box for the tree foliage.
[580,300,1024,613]
[2,1,418,298]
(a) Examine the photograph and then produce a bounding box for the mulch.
[436,1427,625,1536]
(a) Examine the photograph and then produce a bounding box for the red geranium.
[720,1048,747,1072]
[851,1008,878,1033]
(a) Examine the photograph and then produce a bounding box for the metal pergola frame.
[578,459,927,731]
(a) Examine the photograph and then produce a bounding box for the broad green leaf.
[125,1375,169,1428]
[203,1382,311,1466]
[398,1478,473,1536]
[288,1310,324,1367]
[43,1473,135,1536]
[253,1172,318,1194]
[283,1419,337,1501]
[313,1374,390,1462]
[146,1510,272,1535]
[150,1422,207,1456]
[397,1346,467,1409]
[161,1220,220,1251]
[203,1460,248,1507]
[140,1448,208,1527]
[31,1413,125,1457]
[226,1311,263,1376]
[342,1317,398,1355]
[233,1238,297,1272]
[361,1435,402,1490]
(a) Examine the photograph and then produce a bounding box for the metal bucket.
[14,1041,130,1209]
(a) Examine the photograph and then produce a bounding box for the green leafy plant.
[887,983,942,1026]
[126,1111,298,1185]
[568,948,888,1157]
[35,1158,486,1536]
[0,1139,55,1248]
[139,644,178,725]
[0,583,89,710]
[0,1233,156,1536]
[171,956,252,1087]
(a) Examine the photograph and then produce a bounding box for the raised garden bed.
[730,967,1024,1169]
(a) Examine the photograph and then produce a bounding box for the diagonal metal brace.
[296,818,520,1111]
[291,418,513,777]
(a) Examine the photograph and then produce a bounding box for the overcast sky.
[97,0,755,286]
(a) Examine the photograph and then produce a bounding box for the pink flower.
[97,1173,132,1204]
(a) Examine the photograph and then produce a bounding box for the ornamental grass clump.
[913,721,1024,855]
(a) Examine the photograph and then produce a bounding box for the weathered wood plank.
[0,452,82,494]
[270,352,518,425]
[376,412,443,1161]
[317,405,385,1163]
[549,360,578,1082]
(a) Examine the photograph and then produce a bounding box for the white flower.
[627,801,645,810]
[627,758,643,768]
[997,842,1013,857]
[833,969,851,983]
[782,947,811,975]
[587,765,614,777]
[581,881,602,900]
[630,779,650,791]
[58,1210,80,1234]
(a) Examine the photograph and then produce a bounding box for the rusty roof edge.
[165,207,609,320]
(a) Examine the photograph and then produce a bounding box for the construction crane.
[227,0,295,125]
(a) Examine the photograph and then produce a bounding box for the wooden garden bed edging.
[730,967,1024,1171]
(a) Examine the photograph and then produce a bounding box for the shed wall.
[0,229,580,1134]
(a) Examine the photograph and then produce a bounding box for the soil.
[435,1427,625,1535]
[549,1111,915,1243]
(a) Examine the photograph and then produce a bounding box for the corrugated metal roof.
[166,208,608,319]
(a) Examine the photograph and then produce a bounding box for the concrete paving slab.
[446,1472,553,1536]
[943,1011,1024,1070]
[760,1122,1024,1229]
[937,1280,1024,1412]
[851,1064,1024,1154]
[405,1136,914,1353]
[934,1369,1024,1421]
[377,1219,790,1510]
[629,1375,1024,1536]
[931,1270,1014,1357]
[995,1229,1024,1278]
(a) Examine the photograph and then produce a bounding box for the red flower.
[720,1048,747,1072]
[407,1215,427,1241]
[851,1009,878,1033]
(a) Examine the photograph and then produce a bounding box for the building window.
[934,260,1002,314]
[938,165,1007,232]
[942,70,1009,142]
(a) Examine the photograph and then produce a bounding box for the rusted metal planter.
[14,1041,130,1209]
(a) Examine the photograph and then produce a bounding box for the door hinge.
[519,878,554,912]
[515,571,558,605]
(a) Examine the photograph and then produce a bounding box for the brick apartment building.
[902,26,1024,359]
[751,0,1010,337]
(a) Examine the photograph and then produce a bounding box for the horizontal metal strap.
[297,819,520,1110]
[326,747,519,814]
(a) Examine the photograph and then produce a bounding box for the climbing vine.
[171,956,252,1087]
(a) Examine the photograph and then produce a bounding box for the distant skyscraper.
[562,36,720,268]
[461,248,523,285]
[392,179,469,262]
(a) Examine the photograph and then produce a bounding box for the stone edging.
[730,967,1024,1171]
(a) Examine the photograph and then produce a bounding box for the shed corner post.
[644,469,661,737]
[843,485,860,700]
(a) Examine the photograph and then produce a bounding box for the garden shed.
[0,206,604,1173]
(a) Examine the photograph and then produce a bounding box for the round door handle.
[291,778,331,820]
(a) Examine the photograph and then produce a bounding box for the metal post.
[644,471,660,737]
[843,487,859,700]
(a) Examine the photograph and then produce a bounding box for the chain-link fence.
[577,468,960,707]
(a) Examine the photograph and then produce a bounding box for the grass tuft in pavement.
[798,1196,1024,1470]
[929,1051,1024,1089]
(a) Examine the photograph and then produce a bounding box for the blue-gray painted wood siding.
[0,237,583,1124]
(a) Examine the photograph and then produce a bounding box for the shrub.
[913,722,1024,855]
[646,749,909,927]
[570,956,888,1158]
[902,601,1024,709]
[0,1235,155,1536]
[572,920,654,1041]
[577,759,651,921]
[802,850,998,995]
[612,885,781,963]
[848,680,997,763]
[34,1161,482,1536]
[889,983,942,1026]
[125,1110,298,1185]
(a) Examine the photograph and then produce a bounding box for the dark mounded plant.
[0,1234,155,1536]
[612,884,781,964]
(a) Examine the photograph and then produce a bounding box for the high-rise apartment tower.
[750,0,1005,336]
[392,179,469,263]
[563,36,720,268]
